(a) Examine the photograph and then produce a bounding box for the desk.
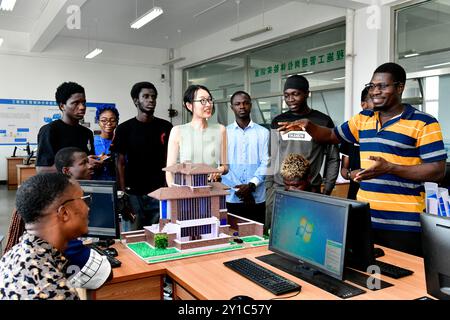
[16,164,36,186]
[87,243,166,300]
[91,244,428,300]
[167,246,427,300]
[6,157,24,189]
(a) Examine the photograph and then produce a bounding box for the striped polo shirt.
[334,104,447,232]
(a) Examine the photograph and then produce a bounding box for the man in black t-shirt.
[36,82,99,173]
[110,82,172,230]
[265,75,340,232]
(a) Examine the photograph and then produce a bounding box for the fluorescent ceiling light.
[0,38,3,47]
[130,7,163,29]
[423,61,450,69]
[0,0,16,11]
[404,53,419,58]
[298,71,314,76]
[306,40,345,53]
[230,26,272,41]
[333,76,345,81]
[162,57,186,66]
[85,48,103,59]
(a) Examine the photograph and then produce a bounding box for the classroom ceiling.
[0,0,371,52]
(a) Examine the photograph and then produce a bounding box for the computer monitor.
[420,212,450,300]
[327,195,375,271]
[269,190,350,280]
[78,180,120,240]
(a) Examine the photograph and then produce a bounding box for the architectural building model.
[121,162,263,250]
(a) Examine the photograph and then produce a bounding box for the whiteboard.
[0,99,115,146]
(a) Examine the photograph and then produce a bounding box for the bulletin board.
[0,99,115,146]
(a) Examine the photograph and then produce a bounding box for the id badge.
[281,130,312,141]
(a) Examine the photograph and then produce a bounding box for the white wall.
[352,3,396,115]
[0,38,173,180]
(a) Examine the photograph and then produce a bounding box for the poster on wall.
[0,99,115,146]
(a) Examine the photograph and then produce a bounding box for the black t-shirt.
[36,119,95,166]
[339,141,361,171]
[270,109,340,191]
[339,141,361,200]
[110,117,173,195]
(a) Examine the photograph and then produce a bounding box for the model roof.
[149,182,229,200]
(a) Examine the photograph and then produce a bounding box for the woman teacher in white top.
[166,84,228,185]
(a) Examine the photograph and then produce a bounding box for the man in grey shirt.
[265,75,340,231]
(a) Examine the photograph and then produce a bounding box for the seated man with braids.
[265,154,312,232]
[280,153,312,192]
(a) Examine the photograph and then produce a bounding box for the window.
[183,23,346,127]
[177,197,212,220]
[396,0,450,72]
[395,0,450,157]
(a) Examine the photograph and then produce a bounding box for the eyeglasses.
[59,194,92,207]
[364,82,400,91]
[99,118,118,125]
[192,98,214,106]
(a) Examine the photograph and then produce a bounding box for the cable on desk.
[269,289,301,300]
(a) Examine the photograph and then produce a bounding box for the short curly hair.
[280,154,310,181]
[16,173,73,224]
[130,82,157,100]
[55,82,85,106]
[95,105,119,122]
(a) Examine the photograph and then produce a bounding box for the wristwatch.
[346,169,352,181]
[117,191,125,199]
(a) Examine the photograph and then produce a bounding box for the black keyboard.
[223,258,301,296]
[375,260,413,279]
[90,245,122,268]
[256,253,366,299]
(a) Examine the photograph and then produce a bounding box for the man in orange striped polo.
[277,62,447,256]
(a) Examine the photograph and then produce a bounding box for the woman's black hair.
[183,84,215,115]
[95,105,120,122]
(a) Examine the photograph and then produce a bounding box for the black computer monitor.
[78,180,120,240]
[327,195,375,271]
[420,212,450,300]
[269,190,350,280]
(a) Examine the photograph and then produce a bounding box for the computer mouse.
[233,238,244,244]
[230,295,254,301]
[104,247,118,257]
[374,247,385,258]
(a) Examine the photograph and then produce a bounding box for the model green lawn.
[127,235,269,263]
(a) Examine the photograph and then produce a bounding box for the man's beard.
[373,105,389,112]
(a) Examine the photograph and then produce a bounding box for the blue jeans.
[128,194,160,230]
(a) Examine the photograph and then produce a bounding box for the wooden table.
[16,164,36,186]
[6,157,24,189]
[86,243,166,300]
[90,243,428,300]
